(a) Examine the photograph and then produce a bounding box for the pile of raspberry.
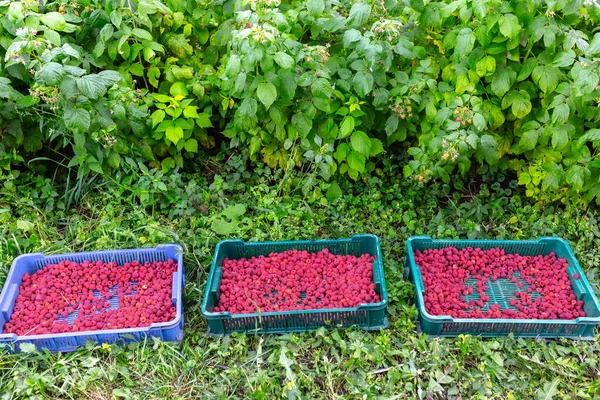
[215,249,381,314]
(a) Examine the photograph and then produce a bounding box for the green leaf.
[99,70,122,85]
[148,67,160,88]
[326,181,342,201]
[40,12,67,31]
[532,65,560,94]
[37,62,65,85]
[343,29,361,47]
[352,71,374,97]
[7,2,23,23]
[585,33,600,57]
[518,129,538,151]
[511,91,532,119]
[226,55,241,77]
[211,219,237,235]
[518,172,532,185]
[498,14,521,39]
[16,220,34,232]
[385,116,399,136]
[93,42,105,58]
[280,73,297,100]
[171,66,194,80]
[455,75,470,94]
[551,127,569,150]
[473,0,489,18]
[455,28,475,59]
[170,81,188,97]
[369,138,384,156]
[543,168,561,190]
[108,151,121,169]
[334,143,349,162]
[64,108,90,134]
[110,10,122,28]
[566,165,587,191]
[77,75,108,99]
[292,113,312,136]
[313,97,331,113]
[347,151,366,173]
[552,50,575,68]
[152,94,171,103]
[551,103,569,125]
[339,116,355,139]
[161,157,175,171]
[165,126,184,144]
[151,110,165,127]
[479,134,499,164]
[196,113,213,128]
[517,58,537,82]
[132,28,153,41]
[250,136,261,155]
[274,52,294,69]
[307,0,325,17]
[347,3,371,28]
[577,129,600,146]
[473,113,486,131]
[475,56,496,77]
[166,34,193,58]
[44,29,61,46]
[572,68,599,95]
[311,79,333,99]
[19,343,38,353]
[298,72,316,87]
[181,106,197,119]
[257,82,277,110]
[100,25,114,43]
[239,98,258,117]
[184,138,198,152]
[466,133,479,149]
[491,67,516,97]
[350,131,372,156]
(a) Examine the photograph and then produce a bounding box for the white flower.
[15,27,29,38]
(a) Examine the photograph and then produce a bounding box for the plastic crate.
[202,234,388,335]
[0,244,185,352]
[405,236,600,339]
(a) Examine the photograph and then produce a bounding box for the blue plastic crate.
[0,244,185,352]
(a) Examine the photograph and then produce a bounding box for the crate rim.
[0,243,184,342]
[201,234,388,320]
[406,235,600,325]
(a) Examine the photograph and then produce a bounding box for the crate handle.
[373,260,381,290]
[413,266,425,294]
[566,266,588,299]
[1,283,19,321]
[171,271,181,305]
[210,266,222,305]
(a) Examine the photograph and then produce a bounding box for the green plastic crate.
[202,235,388,335]
[405,236,600,339]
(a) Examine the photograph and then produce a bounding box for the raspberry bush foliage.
[1,0,600,202]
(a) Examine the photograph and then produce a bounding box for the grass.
[0,169,599,399]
